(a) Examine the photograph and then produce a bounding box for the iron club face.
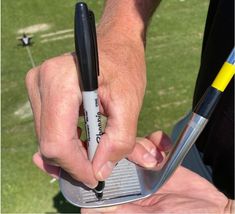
[59,113,208,208]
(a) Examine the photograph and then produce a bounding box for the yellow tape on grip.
[212,62,235,92]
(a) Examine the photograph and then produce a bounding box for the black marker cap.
[75,2,99,91]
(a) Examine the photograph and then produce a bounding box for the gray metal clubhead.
[59,113,208,208]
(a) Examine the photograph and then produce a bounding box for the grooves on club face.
[59,113,208,208]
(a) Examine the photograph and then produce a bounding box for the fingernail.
[143,153,157,167]
[97,161,115,180]
[151,148,164,163]
[150,148,157,157]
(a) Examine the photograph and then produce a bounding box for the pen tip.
[95,192,103,201]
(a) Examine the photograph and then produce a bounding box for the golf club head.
[59,113,207,208]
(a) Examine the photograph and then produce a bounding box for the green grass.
[2,0,209,213]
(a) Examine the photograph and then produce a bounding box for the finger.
[127,141,163,168]
[39,55,81,144]
[25,66,42,138]
[136,137,157,155]
[38,55,97,187]
[33,152,60,179]
[40,138,98,188]
[146,131,172,152]
[136,137,164,163]
[92,101,139,180]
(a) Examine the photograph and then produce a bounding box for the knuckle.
[41,58,56,70]
[39,59,58,79]
[122,142,134,154]
[40,142,62,160]
[109,139,134,155]
[38,58,81,103]
[39,58,78,86]
[25,68,37,87]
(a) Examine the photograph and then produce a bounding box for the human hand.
[26,31,146,187]
[82,132,232,214]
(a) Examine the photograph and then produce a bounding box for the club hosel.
[193,86,222,119]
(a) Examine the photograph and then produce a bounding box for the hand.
[82,132,232,214]
[26,33,146,187]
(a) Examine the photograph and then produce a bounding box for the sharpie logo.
[96,112,102,144]
[84,110,88,122]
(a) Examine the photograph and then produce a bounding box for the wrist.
[97,0,160,46]
[98,19,145,44]
[97,18,145,48]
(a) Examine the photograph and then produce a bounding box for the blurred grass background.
[2,0,209,213]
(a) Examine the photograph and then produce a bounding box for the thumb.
[92,102,138,180]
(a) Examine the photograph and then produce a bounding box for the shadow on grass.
[47,191,81,213]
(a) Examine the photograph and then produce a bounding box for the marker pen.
[74,2,104,200]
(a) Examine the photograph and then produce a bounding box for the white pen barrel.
[82,90,102,160]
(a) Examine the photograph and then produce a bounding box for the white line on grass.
[155,100,188,110]
[40,33,74,43]
[26,46,36,67]
[17,23,51,34]
[40,29,73,38]
[14,101,32,119]
[158,86,175,96]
